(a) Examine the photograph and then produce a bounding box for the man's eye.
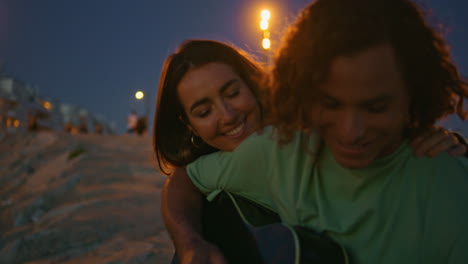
[321,100,339,109]
[367,104,388,113]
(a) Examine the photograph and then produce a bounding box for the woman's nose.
[219,102,237,125]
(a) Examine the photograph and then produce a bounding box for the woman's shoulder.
[234,126,321,161]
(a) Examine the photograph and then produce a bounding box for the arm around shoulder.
[161,167,227,264]
[186,127,277,195]
[161,167,204,253]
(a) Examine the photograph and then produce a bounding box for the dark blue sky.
[1,0,467,133]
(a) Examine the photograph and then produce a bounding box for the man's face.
[308,43,410,169]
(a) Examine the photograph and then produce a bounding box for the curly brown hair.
[153,40,266,175]
[270,0,468,143]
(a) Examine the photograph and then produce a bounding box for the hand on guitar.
[179,239,228,264]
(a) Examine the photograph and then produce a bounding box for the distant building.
[0,76,46,133]
[0,75,114,135]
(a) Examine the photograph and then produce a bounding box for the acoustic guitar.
[171,191,349,264]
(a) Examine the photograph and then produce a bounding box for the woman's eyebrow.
[219,79,238,93]
[190,98,210,113]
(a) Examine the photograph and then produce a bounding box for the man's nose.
[339,111,366,143]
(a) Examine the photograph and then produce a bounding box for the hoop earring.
[191,134,200,148]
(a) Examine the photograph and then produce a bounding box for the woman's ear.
[187,124,199,137]
[180,115,199,137]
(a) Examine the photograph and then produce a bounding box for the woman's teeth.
[225,123,244,136]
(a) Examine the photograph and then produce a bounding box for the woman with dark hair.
[153,39,267,175]
[154,39,269,264]
[155,37,467,264]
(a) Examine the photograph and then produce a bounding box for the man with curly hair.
[172,0,468,263]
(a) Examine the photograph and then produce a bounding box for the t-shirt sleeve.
[186,127,277,208]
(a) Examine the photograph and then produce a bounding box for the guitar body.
[171,191,348,264]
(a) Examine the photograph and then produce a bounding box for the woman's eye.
[195,108,210,118]
[225,87,240,98]
[192,105,211,118]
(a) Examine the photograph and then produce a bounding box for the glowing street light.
[135,91,144,100]
[261,10,271,21]
[259,9,271,31]
[260,20,269,31]
[262,38,271,50]
[259,9,271,54]
[134,90,150,117]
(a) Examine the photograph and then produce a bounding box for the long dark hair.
[153,40,265,175]
[270,0,468,142]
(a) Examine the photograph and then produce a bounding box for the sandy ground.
[0,131,174,264]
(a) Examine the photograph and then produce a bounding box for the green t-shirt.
[187,126,468,264]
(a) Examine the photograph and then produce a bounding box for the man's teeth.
[225,123,244,136]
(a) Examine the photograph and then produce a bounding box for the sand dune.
[0,132,173,264]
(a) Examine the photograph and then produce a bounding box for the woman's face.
[177,62,261,152]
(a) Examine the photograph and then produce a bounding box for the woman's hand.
[162,168,227,264]
[411,126,467,158]
[179,239,228,264]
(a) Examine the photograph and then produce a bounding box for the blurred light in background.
[42,101,52,110]
[261,10,271,21]
[260,9,271,51]
[135,91,144,100]
[260,20,269,31]
[262,38,271,49]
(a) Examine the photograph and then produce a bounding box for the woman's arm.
[161,167,227,264]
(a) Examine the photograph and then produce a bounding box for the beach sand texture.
[0,132,173,264]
